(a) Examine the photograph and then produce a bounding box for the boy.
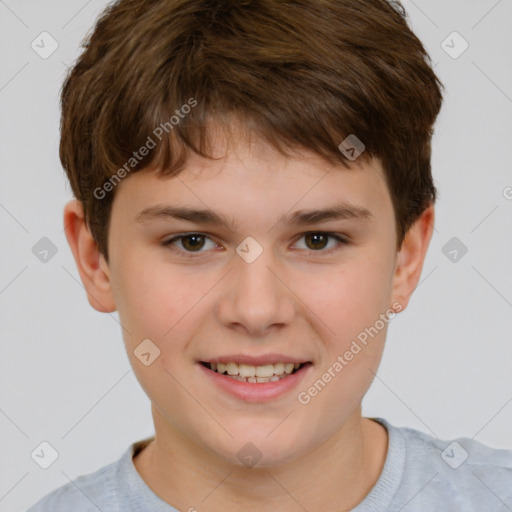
[28,0,512,510]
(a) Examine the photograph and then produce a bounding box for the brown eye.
[294,232,348,254]
[180,234,206,251]
[162,233,217,254]
[304,233,329,250]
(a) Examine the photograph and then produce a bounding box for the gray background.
[1,0,511,510]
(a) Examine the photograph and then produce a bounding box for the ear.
[390,203,435,312]
[63,199,116,313]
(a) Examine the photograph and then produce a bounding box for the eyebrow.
[135,202,373,230]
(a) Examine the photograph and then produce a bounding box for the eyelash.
[161,232,349,257]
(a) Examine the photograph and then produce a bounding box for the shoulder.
[26,453,123,512]
[400,420,512,476]
[379,418,512,510]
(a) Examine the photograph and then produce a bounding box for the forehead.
[111,131,393,228]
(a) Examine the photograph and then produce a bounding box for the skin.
[64,123,434,511]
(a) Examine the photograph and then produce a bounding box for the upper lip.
[201,354,311,366]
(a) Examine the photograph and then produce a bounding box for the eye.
[293,232,348,253]
[161,231,348,257]
[162,233,219,254]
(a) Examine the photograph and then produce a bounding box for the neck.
[133,408,388,511]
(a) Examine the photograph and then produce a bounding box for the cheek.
[113,265,218,387]
[111,262,196,341]
[297,257,392,337]
[294,252,393,410]
[113,268,198,417]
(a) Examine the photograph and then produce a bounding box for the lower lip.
[198,363,313,403]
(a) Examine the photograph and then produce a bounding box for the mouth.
[198,358,313,402]
[200,361,309,383]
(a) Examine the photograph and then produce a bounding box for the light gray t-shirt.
[27,417,512,511]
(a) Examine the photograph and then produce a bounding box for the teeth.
[255,364,274,378]
[239,364,256,378]
[226,363,238,376]
[209,361,304,379]
[273,363,285,375]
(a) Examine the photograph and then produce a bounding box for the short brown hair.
[60,0,444,262]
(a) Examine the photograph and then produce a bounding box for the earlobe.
[390,203,435,312]
[63,199,117,313]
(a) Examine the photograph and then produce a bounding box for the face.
[82,128,418,468]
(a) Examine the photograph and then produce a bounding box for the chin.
[206,427,311,470]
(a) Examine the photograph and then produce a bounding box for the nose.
[216,246,295,337]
